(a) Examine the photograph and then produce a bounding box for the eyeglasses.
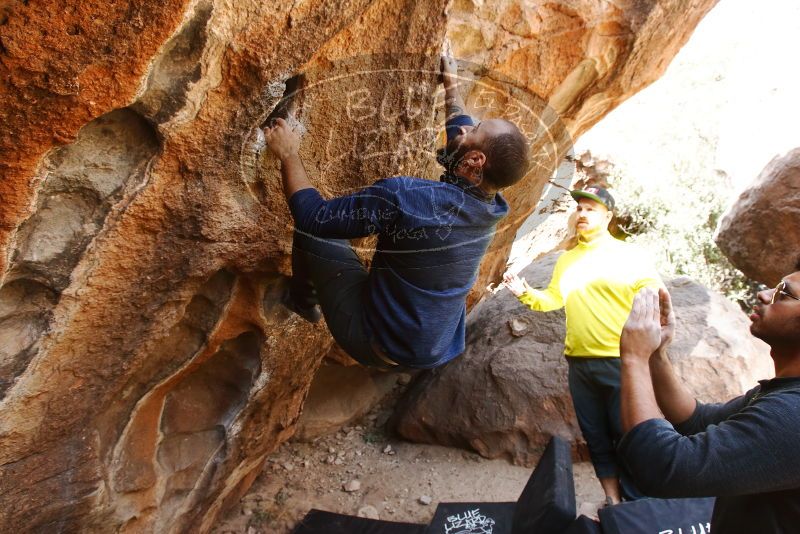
[770,280,800,305]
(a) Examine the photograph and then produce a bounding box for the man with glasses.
[617,272,800,533]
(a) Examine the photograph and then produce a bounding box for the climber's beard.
[438,135,470,173]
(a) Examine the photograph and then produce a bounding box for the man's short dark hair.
[481,126,530,189]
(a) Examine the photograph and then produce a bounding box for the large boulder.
[393,251,773,466]
[716,148,800,286]
[0,1,718,531]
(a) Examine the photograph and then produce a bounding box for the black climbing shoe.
[281,290,322,324]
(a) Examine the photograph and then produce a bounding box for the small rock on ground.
[343,479,361,492]
[357,505,380,519]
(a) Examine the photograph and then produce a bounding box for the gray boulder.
[716,148,800,286]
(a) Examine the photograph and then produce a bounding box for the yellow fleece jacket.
[519,232,662,357]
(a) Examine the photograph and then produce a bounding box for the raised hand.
[502,272,530,298]
[620,288,662,364]
[657,287,676,352]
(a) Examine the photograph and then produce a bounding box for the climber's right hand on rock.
[440,55,458,86]
[264,118,299,161]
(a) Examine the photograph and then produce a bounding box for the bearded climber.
[263,56,530,369]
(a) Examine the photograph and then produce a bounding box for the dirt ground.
[214,381,605,533]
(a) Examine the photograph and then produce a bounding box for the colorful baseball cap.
[570,185,615,211]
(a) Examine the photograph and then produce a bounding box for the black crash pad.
[293,435,577,534]
[425,502,516,534]
[598,497,715,534]
[292,509,426,534]
[511,435,576,534]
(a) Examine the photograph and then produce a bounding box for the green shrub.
[606,167,760,310]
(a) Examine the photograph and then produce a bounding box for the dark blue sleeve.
[617,390,800,498]
[673,390,752,435]
[288,179,400,239]
[445,114,474,144]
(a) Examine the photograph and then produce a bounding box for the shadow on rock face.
[133,0,215,126]
[0,108,159,399]
[156,331,262,525]
[111,317,264,532]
